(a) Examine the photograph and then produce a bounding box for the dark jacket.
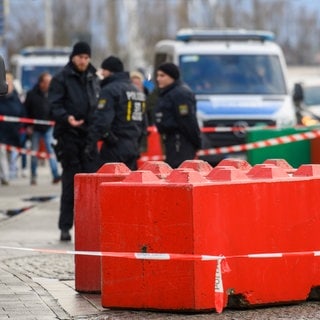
[0,89,25,147]
[87,72,147,167]
[88,72,147,144]
[154,80,201,149]
[24,84,51,132]
[48,61,100,139]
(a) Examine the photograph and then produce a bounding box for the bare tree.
[177,0,189,29]
[6,1,44,56]
[52,0,91,45]
[5,0,320,67]
[106,0,120,56]
[294,7,319,65]
[137,0,172,66]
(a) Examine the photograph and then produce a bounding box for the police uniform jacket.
[88,72,146,147]
[155,80,201,149]
[48,61,100,139]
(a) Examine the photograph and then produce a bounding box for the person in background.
[0,72,26,185]
[130,70,149,96]
[154,62,201,168]
[48,41,100,241]
[85,56,147,170]
[130,70,150,152]
[25,72,61,185]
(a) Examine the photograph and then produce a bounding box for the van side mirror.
[0,55,7,95]
[293,83,304,104]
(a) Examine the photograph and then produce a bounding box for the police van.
[154,29,297,164]
[10,46,71,96]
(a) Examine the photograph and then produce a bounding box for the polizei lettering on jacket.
[126,90,145,122]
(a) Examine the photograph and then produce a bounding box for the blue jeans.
[31,127,60,179]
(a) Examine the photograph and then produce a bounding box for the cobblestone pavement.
[1,165,320,319]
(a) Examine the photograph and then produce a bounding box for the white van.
[10,46,71,95]
[154,29,297,164]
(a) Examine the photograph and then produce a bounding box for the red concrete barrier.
[74,163,131,293]
[179,159,213,175]
[95,159,320,311]
[220,164,320,307]
[138,160,173,178]
[263,158,295,174]
[217,158,252,171]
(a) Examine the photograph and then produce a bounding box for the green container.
[246,127,311,168]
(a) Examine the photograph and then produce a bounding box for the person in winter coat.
[25,72,61,185]
[48,41,100,241]
[85,56,147,170]
[154,62,202,168]
[0,72,25,185]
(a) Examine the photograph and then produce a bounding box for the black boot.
[60,230,71,241]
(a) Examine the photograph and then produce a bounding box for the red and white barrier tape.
[0,115,54,126]
[214,259,224,313]
[0,245,223,260]
[1,245,320,313]
[140,129,320,161]
[2,126,320,161]
[139,154,165,161]
[197,129,320,156]
[1,114,304,133]
[0,245,226,313]
[1,245,319,260]
[0,143,54,159]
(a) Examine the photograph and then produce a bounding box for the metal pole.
[44,0,53,48]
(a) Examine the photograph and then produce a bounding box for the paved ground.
[1,163,320,319]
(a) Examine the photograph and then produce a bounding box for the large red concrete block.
[97,160,320,311]
[74,163,131,293]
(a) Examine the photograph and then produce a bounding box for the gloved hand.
[83,143,97,161]
[103,131,119,146]
[51,140,64,162]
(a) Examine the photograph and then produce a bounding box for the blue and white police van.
[154,29,297,164]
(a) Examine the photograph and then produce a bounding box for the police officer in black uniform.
[154,62,201,168]
[85,56,147,170]
[49,41,100,241]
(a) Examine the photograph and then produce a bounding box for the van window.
[21,65,63,92]
[304,85,320,107]
[179,54,287,95]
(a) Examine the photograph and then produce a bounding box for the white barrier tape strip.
[247,253,283,258]
[0,115,54,126]
[214,259,224,313]
[135,253,170,260]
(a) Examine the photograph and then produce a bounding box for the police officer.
[154,62,201,168]
[48,41,100,241]
[85,56,147,170]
